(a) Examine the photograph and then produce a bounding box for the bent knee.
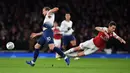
[34,43,41,49]
[70,40,76,46]
[49,44,55,50]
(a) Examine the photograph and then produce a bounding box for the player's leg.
[54,39,61,60]
[66,47,98,57]
[70,35,76,47]
[62,36,69,51]
[48,43,70,65]
[65,38,98,57]
[69,35,80,60]
[26,35,45,66]
[78,38,98,56]
[83,47,98,55]
[64,46,81,54]
[46,29,70,65]
[64,38,88,54]
[66,51,84,57]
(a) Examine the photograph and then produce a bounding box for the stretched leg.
[26,43,41,66]
[67,47,98,57]
[49,44,65,58]
[54,39,61,60]
[32,43,41,62]
[70,39,80,60]
[64,46,81,54]
[49,43,70,65]
[26,35,45,67]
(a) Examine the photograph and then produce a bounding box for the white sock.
[66,52,78,57]
[64,48,75,54]
[31,61,35,64]
[64,56,68,59]
[55,53,60,58]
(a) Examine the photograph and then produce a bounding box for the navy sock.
[53,47,65,58]
[33,49,39,62]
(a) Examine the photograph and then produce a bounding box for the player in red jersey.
[64,21,126,57]
[52,22,62,60]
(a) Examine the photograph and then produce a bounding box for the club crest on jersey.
[47,37,51,42]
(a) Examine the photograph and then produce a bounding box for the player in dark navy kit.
[26,7,70,66]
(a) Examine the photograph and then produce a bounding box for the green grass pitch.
[0,58,130,73]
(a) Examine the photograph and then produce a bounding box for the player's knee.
[83,51,88,55]
[71,40,76,46]
[49,44,55,50]
[62,45,66,49]
[34,43,41,49]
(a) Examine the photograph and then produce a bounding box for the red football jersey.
[93,27,119,50]
[52,27,62,39]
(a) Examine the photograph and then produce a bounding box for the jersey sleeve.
[69,21,73,28]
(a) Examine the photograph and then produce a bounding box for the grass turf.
[0,58,130,73]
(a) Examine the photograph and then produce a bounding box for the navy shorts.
[37,24,54,45]
[62,35,76,46]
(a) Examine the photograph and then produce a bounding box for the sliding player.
[64,21,126,57]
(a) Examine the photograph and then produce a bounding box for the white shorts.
[79,38,99,55]
[54,39,61,47]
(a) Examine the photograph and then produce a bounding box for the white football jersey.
[60,20,74,35]
[43,10,55,27]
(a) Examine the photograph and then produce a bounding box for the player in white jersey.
[60,13,79,60]
[26,7,70,66]
[64,21,126,57]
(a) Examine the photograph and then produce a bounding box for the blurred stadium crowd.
[0,0,129,53]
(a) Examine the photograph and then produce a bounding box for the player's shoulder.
[69,20,73,23]
[61,20,66,23]
[101,27,108,30]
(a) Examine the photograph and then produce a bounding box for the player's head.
[54,21,58,27]
[42,7,51,16]
[65,13,71,21]
[108,21,117,33]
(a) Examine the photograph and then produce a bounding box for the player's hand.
[121,39,126,44]
[30,33,37,39]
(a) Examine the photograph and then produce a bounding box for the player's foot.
[74,57,80,60]
[56,58,61,60]
[26,61,35,67]
[64,56,70,66]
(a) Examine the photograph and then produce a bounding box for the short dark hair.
[109,21,116,26]
[65,13,71,15]
[43,7,51,11]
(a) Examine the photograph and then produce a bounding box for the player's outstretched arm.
[95,27,106,32]
[113,32,126,44]
[118,37,126,44]
[48,7,59,15]
[30,32,43,39]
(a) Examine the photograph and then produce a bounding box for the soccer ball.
[6,42,15,50]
